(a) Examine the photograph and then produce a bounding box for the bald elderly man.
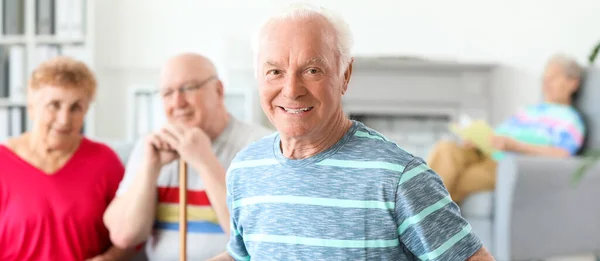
[103,53,272,260]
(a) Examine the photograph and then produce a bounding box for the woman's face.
[28,85,91,150]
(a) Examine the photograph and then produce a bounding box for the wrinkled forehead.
[257,19,338,67]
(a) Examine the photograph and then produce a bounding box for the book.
[36,0,55,35]
[449,114,498,156]
[3,0,25,35]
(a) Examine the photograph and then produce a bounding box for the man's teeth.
[283,107,311,114]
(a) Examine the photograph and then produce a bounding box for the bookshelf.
[0,0,96,141]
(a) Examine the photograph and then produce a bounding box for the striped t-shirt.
[493,102,585,160]
[116,117,273,261]
[226,120,483,260]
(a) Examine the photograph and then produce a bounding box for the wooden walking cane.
[179,159,188,261]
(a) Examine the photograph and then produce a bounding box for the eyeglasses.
[156,75,217,98]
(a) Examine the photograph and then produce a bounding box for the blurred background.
[1,0,599,260]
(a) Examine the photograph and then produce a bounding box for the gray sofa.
[461,67,600,261]
[102,139,136,164]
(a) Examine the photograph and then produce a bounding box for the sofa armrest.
[493,154,600,261]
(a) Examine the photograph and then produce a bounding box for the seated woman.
[0,57,130,260]
[428,53,586,204]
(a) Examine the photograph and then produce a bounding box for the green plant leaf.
[589,41,600,64]
[571,149,600,187]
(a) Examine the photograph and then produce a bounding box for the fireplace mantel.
[343,56,497,157]
[343,56,497,123]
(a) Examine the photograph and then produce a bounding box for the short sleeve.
[551,116,585,155]
[395,158,483,261]
[225,169,250,261]
[115,139,145,197]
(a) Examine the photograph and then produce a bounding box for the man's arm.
[188,152,230,234]
[511,141,571,157]
[103,163,160,248]
[494,117,583,158]
[395,158,494,260]
[159,124,231,234]
[493,135,571,157]
[467,246,495,261]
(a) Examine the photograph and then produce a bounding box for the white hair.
[251,3,354,78]
[547,53,583,80]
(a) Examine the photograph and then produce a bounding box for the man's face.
[257,18,352,139]
[542,62,578,103]
[159,61,222,130]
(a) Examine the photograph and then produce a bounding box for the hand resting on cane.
[155,123,231,235]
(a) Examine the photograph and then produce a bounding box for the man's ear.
[216,79,225,98]
[341,57,354,95]
[569,78,581,94]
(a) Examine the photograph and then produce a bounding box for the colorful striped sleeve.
[550,112,586,155]
[395,158,483,260]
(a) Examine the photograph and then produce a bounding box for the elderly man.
[103,53,272,260]
[210,4,494,261]
[428,54,586,204]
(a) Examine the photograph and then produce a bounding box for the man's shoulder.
[345,121,416,166]
[531,103,585,127]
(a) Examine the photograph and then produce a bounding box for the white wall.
[93,0,600,140]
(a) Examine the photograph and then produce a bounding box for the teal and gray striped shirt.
[226,120,482,260]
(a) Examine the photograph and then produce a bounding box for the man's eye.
[160,89,173,97]
[307,68,320,74]
[267,69,281,76]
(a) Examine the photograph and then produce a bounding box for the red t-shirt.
[0,137,124,261]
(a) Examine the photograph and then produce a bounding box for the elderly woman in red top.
[0,56,130,261]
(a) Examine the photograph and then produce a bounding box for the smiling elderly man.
[210,3,495,261]
[103,53,272,261]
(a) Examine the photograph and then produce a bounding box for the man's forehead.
[160,75,208,89]
[259,35,335,64]
[264,56,329,65]
[258,39,335,65]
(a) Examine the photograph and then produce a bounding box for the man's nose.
[171,89,188,107]
[282,74,307,99]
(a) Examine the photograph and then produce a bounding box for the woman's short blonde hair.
[28,56,97,99]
